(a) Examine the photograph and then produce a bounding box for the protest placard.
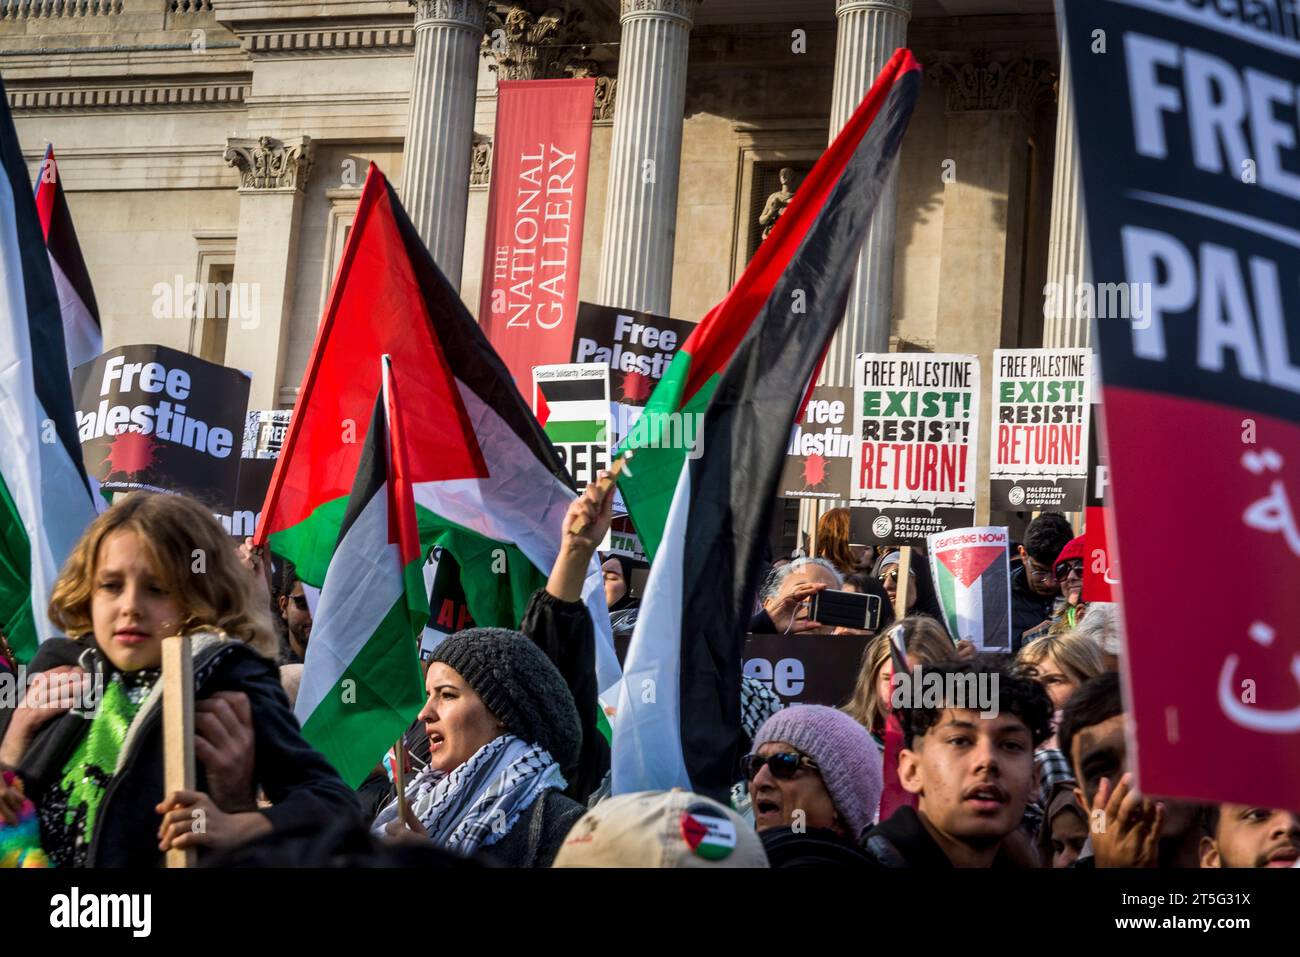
[927,526,1011,652]
[1062,0,1300,807]
[990,348,1091,510]
[532,362,611,488]
[569,301,695,445]
[72,344,250,507]
[778,386,854,499]
[610,632,869,708]
[741,634,872,707]
[214,410,291,540]
[850,353,979,544]
[607,514,646,561]
[1082,401,1118,602]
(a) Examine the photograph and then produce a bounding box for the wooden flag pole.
[393,734,414,829]
[567,453,628,536]
[161,634,195,868]
[893,546,912,622]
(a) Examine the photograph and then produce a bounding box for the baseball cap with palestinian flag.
[552,789,769,868]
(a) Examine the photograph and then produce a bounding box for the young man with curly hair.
[863,655,1054,868]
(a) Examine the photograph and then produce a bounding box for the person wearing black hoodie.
[1010,513,1073,652]
[600,552,641,637]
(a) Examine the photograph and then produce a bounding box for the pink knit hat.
[752,704,883,843]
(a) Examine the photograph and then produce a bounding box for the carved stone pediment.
[927,51,1056,122]
[223,135,313,191]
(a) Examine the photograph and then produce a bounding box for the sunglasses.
[291,594,309,610]
[882,568,916,583]
[1025,562,1055,581]
[741,751,820,781]
[1054,559,1085,580]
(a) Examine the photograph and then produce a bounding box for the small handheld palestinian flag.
[926,527,1012,652]
[294,356,427,788]
[611,50,923,800]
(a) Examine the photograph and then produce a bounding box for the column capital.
[223,135,314,193]
[620,0,698,29]
[410,0,488,31]
[926,51,1056,122]
[481,2,595,81]
[836,0,911,18]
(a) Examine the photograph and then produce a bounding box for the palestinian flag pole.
[255,163,621,700]
[34,145,102,372]
[611,50,923,799]
[294,356,427,788]
[0,78,97,661]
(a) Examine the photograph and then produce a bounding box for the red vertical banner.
[478,79,595,396]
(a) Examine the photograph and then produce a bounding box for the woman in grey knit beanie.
[748,704,883,844]
[372,626,586,867]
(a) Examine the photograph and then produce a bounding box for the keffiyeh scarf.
[372,734,565,857]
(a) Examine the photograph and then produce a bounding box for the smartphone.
[808,589,881,631]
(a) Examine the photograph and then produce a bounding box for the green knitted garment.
[56,670,156,854]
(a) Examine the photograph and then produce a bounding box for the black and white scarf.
[372,734,564,856]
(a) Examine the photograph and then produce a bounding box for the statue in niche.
[759,167,801,240]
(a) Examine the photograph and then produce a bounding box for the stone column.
[820,0,912,388]
[1043,45,1090,348]
[401,0,488,291]
[596,0,699,316]
[221,135,314,409]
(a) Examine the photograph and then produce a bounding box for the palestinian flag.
[926,526,1012,651]
[256,163,620,698]
[0,80,97,661]
[535,372,608,445]
[611,50,922,799]
[295,358,427,788]
[34,145,101,372]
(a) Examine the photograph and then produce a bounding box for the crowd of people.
[0,487,1295,870]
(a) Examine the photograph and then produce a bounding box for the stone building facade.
[1,0,1088,527]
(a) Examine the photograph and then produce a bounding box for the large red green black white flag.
[296,357,427,787]
[256,164,620,698]
[611,50,923,800]
[0,81,97,661]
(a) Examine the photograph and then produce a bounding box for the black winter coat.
[479,789,586,868]
[0,632,360,867]
[518,589,610,804]
[1010,564,1056,653]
